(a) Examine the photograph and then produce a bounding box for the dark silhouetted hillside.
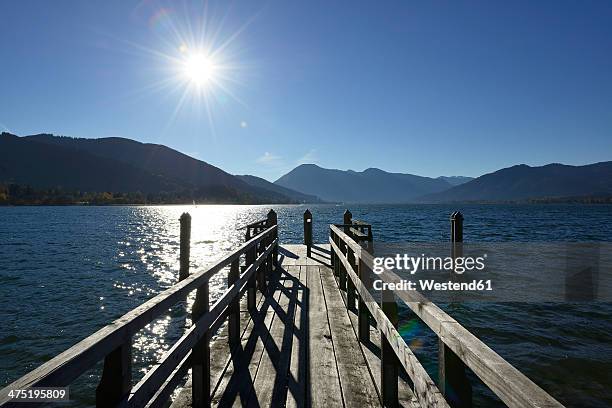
[274,164,452,203]
[0,133,302,204]
[0,133,183,193]
[420,162,612,202]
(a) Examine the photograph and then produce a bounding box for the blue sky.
[1,1,611,181]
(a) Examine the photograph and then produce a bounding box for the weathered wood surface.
[172,244,387,408]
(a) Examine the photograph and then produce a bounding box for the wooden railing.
[0,210,279,408]
[329,213,564,408]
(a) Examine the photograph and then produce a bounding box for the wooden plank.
[319,265,380,407]
[251,265,300,406]
[286,265,307,408]
[308,265,344,407]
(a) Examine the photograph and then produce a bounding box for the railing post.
[343,209,352,233]
[338,240,348,291]
[439,211,472,408]
[256,238,267,292]
[346,244,357,310]
[96,341,132,407]
[357,257,370,343]
[381,289,399,407]
[366,226,374,253]
[179,212,191,281]
[192,279,210,408]
[246,239,257,310]
[267,209,278,269]
[330,226,335,269]
[228,259,240,347]
[332,228,340,278]
[343,210,357,307]
[304,209,312,257]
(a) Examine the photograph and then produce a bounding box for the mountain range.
[420,162,612,202]
[274,164,462,203]
[0,133,314,204]
[1,132,611,204]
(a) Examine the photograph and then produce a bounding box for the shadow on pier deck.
[172,244,417,407]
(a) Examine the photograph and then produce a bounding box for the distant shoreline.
[1,199,611,207]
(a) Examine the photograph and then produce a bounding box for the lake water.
[1,204,611,407]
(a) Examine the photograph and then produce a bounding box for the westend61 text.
[373,279,493,292]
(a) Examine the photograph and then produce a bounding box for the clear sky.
[1,1,611,181]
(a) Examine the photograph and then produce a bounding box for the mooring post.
[451,211,464,259]
[267,209,278,269]
[192,278,210,408]
[381,288,399,407]
[303,209,312,257]
[179,212,191,281]
[228,259,240,347]
[439,211,472,408]
[96,341,132,407]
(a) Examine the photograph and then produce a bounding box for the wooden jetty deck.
[171,244,418,408]
[0,209,564,408]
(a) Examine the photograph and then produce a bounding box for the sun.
[183,53,217,87]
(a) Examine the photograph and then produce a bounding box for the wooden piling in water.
[179,213,191,281]
[439,211,472,408]
[304,209,312,257]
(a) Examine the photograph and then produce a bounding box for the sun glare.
[183,53,217,87]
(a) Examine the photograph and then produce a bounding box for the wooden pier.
[0,210,564,408]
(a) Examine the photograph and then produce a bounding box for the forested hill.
[0,133,315,204]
